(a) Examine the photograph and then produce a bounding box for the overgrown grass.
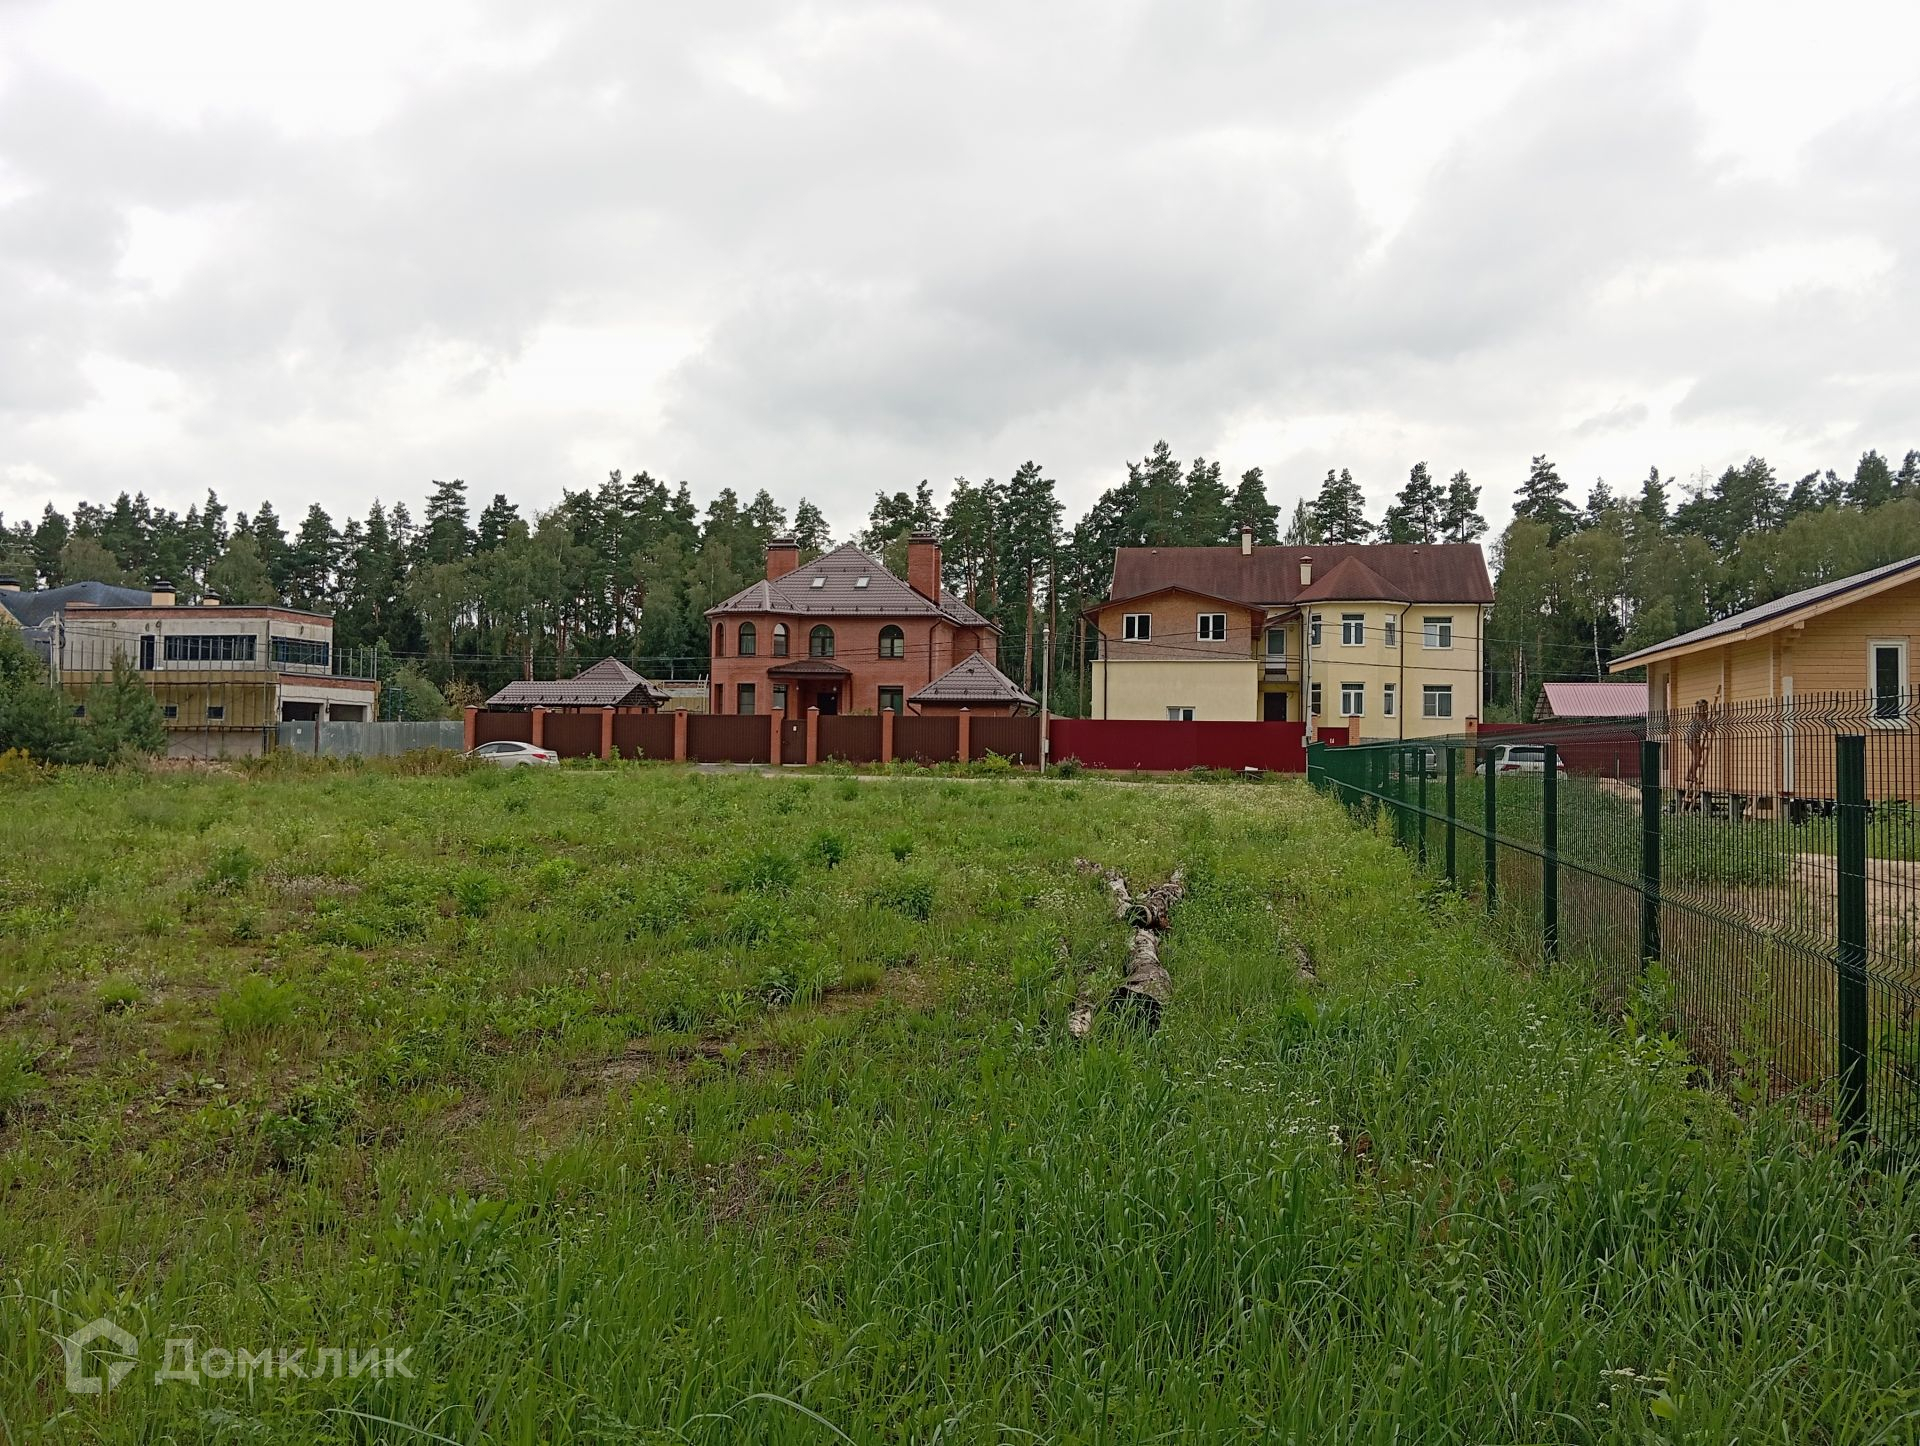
[2,766,1917,1440]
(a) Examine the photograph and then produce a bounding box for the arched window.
[809,625,835,658]
[738,622,757,657]
[879,625,905,659]
[713,622,725,657]
[772,623,789,657]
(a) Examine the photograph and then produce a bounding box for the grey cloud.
[1575,402,1649,436]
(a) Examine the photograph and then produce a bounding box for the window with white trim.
[1340,613,1364,646]
[1197,613,1226,642]
[1422,684,1453,718]
[1423,616,1454,649]
[1383,683,1396,717]
[1339,681,1364,716]
[1871,639,1908,722]
[1309,613,1322,647]
[1309,682,1322,716]
[1265,627,1286,658]
[1383,618,1397,649]
[1123,613,1151,641]
[1166,705,1195,721]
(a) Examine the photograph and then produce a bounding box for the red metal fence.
[1479,721,1642,780]
[1050,719,1306,773]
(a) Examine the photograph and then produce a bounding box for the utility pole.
[1039,620,1052,774]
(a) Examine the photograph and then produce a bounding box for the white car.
[467,740,559,768]
[1477,743,1567,776]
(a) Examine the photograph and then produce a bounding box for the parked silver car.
[1476,743,1567,776]
[467,740,559,768]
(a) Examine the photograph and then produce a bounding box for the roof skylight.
[810,577,826,588]
[854,576,869,588]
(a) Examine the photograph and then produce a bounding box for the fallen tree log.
[1069,861,1185,1037]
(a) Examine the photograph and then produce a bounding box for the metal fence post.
[1835,733,1869,1141]
[1542,743,1559,962]
[1443,745,1457,886]
[1416,747,1429,868]
[1482,745,1497,916]
[1639,740,1661,970]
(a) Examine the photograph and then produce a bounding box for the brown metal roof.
[1537,682,1647,719]
[486,657,669,709]
[1107,542,1493,609]
[909,652,1037,708]
[707,543,993,628]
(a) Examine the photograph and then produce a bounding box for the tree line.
[4,440,1916,718]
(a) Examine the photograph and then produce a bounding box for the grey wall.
[277,720,466,758]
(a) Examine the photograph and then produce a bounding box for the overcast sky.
[2,0,1915,544]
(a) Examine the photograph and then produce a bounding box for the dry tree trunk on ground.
[1070,861,1186,1037]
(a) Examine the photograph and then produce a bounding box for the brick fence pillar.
[769,709,782,765]
[672,708,689,763]
[600,707,614,760]
[880,706,895,764]
[463,706,478,752]
[532,707,548,749]
[1347,715,1362,746]
[958,708,971,764]
[805,707,820,766]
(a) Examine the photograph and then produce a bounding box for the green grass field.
[3,761,1918,1442]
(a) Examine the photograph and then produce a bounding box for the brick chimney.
[201,591,222,607]
[907,530,942,601]
[765,535,800,582]
[1298,554,1313,587]
[149,577,175,607]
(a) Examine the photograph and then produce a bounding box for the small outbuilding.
[485,657,668,711]
[908,652,1037,716]
[1532,681,1648,723]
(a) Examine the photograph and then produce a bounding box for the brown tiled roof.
[486,657,669,709]
[909,652,1037,709]
[1107,542,1493,608]
[767,658,851,678]
[708,543,993,628]
[1537,682,1647,719]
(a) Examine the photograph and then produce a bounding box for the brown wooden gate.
[781,718,807,764]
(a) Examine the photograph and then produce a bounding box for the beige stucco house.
[1086,532,1493,738]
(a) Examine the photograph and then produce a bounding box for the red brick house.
[707,532,1020,717]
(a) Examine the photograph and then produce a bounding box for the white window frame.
[1422,684,1453,718]
[1383,683,1396,717]
[1309,613,1322,648]
[1869,638,1908,726]
[1166,705,1195,722]
[1197,613,1227,642]
[1339,681,1364,717]
[1340,613,1365,647]
[1123,613,1151,642]
[1423,616,1454,650]
[1383,618,1397,649]
[1265,627,1286,658]
[1310,682,1322,716]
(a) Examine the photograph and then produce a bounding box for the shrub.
[217,976,295,1039]
[727,848,799,894]
[203,843,259,893]
[970,751,1014,775]
[451,867,505,918]
[870,872,935,922]
[528,856,581,893]
[95,976,143,1013]
[805,829,848,870]
[882,829,915,862]
[1051,755,1084,778]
